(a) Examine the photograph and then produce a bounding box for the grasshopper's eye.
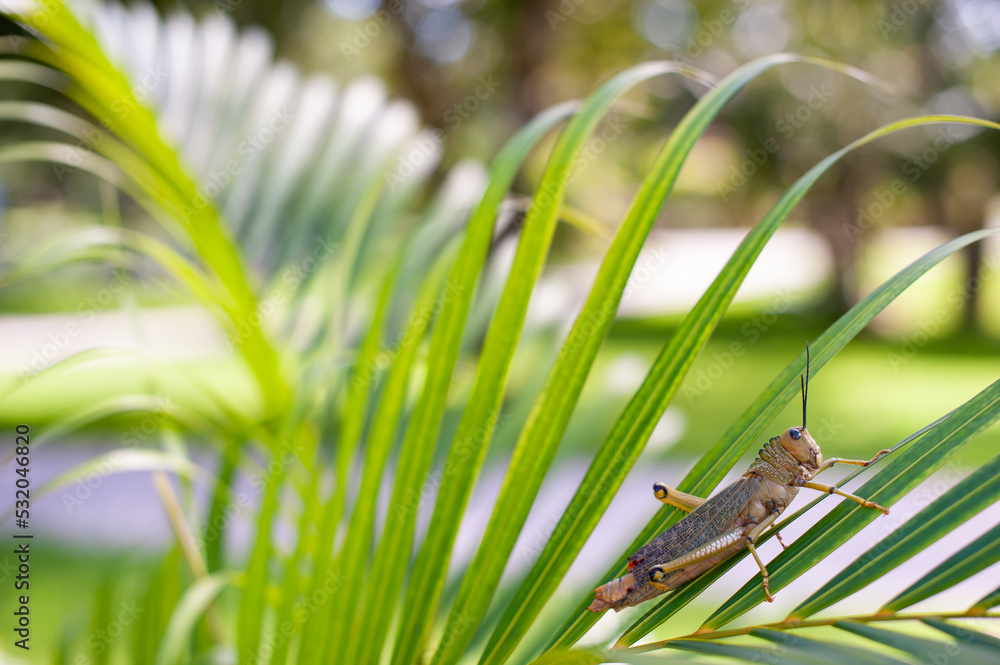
[789,428,801,441]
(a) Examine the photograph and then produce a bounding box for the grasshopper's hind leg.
[647,526,745,590]
[652,483,705,512]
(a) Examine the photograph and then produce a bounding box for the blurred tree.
[66,0,1000,328]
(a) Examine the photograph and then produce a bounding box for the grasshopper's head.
[780,342,822,470]
[779,426,822,471]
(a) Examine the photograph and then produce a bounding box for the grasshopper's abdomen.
[588,572,636,612]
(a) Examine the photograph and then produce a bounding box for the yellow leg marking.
[649,578,671,592]
[652,483,705,512]
[801,480,889,515]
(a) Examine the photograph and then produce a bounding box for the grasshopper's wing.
[620,475,762,607]
[643,475,762,559]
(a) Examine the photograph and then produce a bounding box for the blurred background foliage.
[3,0,999,456]
[241,0,1000,316]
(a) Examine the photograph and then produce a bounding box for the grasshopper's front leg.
[810,449,891,478]
[799,448,891,515]
[797,479,890,515]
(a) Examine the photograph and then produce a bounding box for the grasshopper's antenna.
[801,342,810,430]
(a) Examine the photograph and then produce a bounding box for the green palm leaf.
[664,639,816,664]
[349,100,577,665]
[834,620,997,665]
[750,628,911,665]
[880,521,1000,614]
[6,0,290,414]
[428,61,716,665]
[293,254,400,665]
[153,572,237,665]
[790,450,1000,619]
[326,244,456,662]
[479,53,891,665]
[390,60,691,665]
[968,581,1000,615]
[921,618,1000,650]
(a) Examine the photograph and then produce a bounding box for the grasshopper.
[589,345,890,612]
